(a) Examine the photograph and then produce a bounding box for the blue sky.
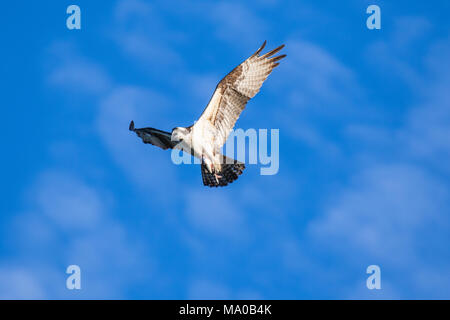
[0,0,449,299]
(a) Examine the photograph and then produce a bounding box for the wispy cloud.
[46,42,112,96]
[25,1,450,299]
[308,164,450,298]
[96,85,182,210]
[0,267,46,299]
[364,16,432,90]
[401,37,450,174]
[271,39,364,156]
[282,40,361,109]
[0,170,154,299]
[111,0,184,70]
[33,171,104,230]
[207,2,266,45]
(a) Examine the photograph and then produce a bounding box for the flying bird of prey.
[129,41,286,187]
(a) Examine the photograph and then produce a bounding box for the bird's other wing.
[129,120,175,150]
[196,41,286,147]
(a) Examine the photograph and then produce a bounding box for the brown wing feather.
[197,41,286,147]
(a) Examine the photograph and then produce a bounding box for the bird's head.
[171,126,191,142]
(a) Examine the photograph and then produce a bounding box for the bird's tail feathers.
[201,156,245,187]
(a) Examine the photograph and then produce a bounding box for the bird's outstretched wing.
[129,120,175,150]
[196,41,286,147]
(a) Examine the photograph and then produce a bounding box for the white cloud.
[46,39,182,207]
[0,267,46,299]
[282,40,361,110]
[111,0,184,69]
[32,171,104,230]
[114,0,153,22]
[96,86,181,210]
[308,164,450,298]
[364,16,432,90]
[48,61,111,96]
[47,42,112,96]
[208,2,266,45]
[40,3,450,299]
[113,32,183,69]
[391,17,431,51]
[401,38,450,173]
[299,26,450,298]
[272,39,365,155]
[0,169,155,299]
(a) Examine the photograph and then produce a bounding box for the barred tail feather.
[201,157,245,187]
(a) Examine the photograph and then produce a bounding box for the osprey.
[130,41,286,187]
